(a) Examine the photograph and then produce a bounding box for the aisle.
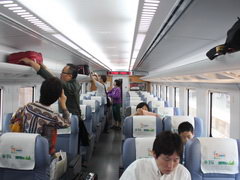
[84,129,122,180]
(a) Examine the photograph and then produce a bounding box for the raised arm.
[20,57,54,79]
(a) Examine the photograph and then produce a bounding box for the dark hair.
[178,121,194,134]
[152,131,183,158]
[39,77,63,106]
[100,75,107,83]
[114,79,121,87]
[66,63,78,79]
[136,102,149,111]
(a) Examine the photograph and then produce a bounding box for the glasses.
[61,71,71,75]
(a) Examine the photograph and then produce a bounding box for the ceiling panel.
[136,0,240,72]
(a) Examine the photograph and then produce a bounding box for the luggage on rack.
[7,51,43,66]
[77,65,90,75]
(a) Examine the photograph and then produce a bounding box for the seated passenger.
[134,102,159,117]
[120,131,191,180]
[178,121,194,165]
[178,121,194,144]
[10,77,71,155]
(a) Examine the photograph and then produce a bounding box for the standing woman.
[108,79,122,129]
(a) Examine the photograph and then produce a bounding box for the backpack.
[206,17,240,60]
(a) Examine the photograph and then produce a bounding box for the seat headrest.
[151,100,164,108]
[0,133,48,170]
[82,100,97,112]
[171,116,194,132]
[91,96,103,106]
[135,137,155,159]
[198,137,239,174]
[156,107,174,117]
[133,116,156,138]
[130,100,142,106]
[80,105,87,120]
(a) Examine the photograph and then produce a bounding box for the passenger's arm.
[109,88,120,98]
[20,57,54,79]
[56,90,71,128]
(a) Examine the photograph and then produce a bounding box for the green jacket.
[37,67,81,115]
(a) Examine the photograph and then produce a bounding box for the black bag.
[77,65,90,75]
[206,17,240,60]
[103,84,111,107]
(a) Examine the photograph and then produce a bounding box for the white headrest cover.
[80,105,87,120]
[82,100,96,112]
[171,116,194,132]
[129,96,141,100]
[0,133,38,170]
[130,100,142,106]
[152,101,164,108]
[135,137,155,159]
[198,138,239,174]
[133,116,156,138]
[156,107,174,117]
[91,96,102,105]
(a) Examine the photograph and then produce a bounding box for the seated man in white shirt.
[120,131,191,180]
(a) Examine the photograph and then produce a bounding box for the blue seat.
[2,113,13,133]
[163,116,203,137]
[125,106,136,117]
[56,115,79,162]
[122,137,155,170]
[123,116,163,139]
[185,138,240,180]
[91,96,105,133]
[80,105,95,162]
[0,133,50,180]
[82,99,101,143]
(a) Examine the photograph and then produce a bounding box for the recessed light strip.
[129,0,160,70]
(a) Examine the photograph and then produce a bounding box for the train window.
[187,89,196,117]
[19,87,35,107]
[0,89,2,132]
[174,87,180,108]
[209,92,230,138]
[161,86,164,100]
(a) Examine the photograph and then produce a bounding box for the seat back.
[80,105,93,134]
[0,133,50,180]
[56,115,79,161]
[2,113,13,133]
[125,106,136,117]
[185,138,240,180]
[123,116,163,139]
[122,137,155,169]
[163,116,203,137]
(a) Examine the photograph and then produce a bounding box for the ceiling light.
[0,1,13,4]
[142,12,155,15]
[143,6,158,10]
[144,0,160,3]
[3,3,18,7]
[144,3,159,7]
[53,34,80,50]
[24,16,37,20]
[143,8,156,12]
[17,12,29,15]
[21,14,33,17]
[8,7,22,10]
[13,9,26,12]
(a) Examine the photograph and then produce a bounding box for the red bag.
[7,51,43,66]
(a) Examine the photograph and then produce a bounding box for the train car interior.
[0,0,240,179]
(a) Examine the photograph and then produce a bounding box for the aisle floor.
[84,129,122,180]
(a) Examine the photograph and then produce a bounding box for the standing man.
[21,58,89,146]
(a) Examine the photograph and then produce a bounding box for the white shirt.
[95,81,107,104]
[120,158,191,180]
